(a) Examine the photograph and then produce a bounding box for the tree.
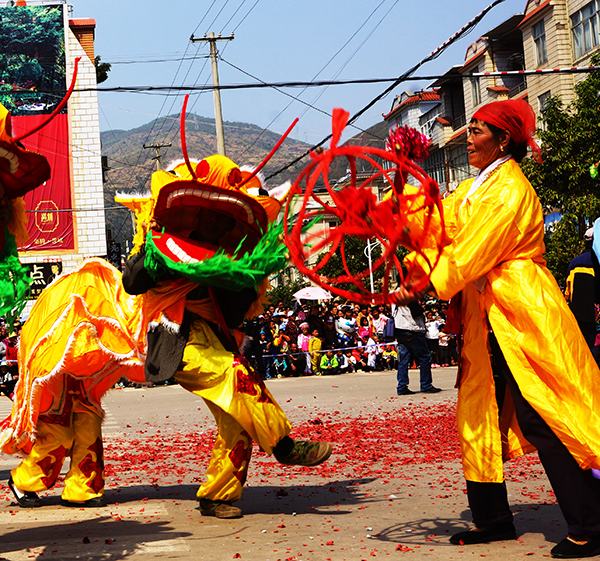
[265,270,308,309]
[316,235,384,295]
[94,56,111,85]
[521,54,600,282]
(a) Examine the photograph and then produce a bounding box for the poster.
[0,4,73,251]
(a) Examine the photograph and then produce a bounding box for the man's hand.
[391,282,434,305]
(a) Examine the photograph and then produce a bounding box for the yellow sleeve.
[407,165,538,300]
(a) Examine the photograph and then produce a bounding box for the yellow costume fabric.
[408,158,600,482]
[0,258,198,499]
[11,409,104,502]
[174,319,291,502]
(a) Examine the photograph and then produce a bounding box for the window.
[538,90,551,130]
[471,77,481,107]
[572,0,599,59]
[533,20,548,65]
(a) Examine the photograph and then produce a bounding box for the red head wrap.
[472,99,541,163]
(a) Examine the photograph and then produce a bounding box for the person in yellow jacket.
[121,155,332,519]
[395,99,600,559]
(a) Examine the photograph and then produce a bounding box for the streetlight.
[364,238,382,299]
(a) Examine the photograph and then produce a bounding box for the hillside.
[101,114,388,247]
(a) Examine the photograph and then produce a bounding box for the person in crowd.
[336,348,350,374]
[308,327,322,375]
[322,316,338,349]
[425,311,442,368]
[258,331,272,379]
[565,227,598,362]
[284,341,307,377]
[297,322,312,374]
[370,307,389,340]
[319,348,339,375]
[391,303,441,395]
[438,327,452,367]
[394,99,600,558]
[381,344,398,371]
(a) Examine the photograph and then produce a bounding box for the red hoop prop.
[284,108,447,305]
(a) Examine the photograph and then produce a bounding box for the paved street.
[0,367,563,560]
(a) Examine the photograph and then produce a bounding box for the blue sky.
[72,0,526,144]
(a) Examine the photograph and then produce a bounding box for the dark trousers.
[468,333,600,536]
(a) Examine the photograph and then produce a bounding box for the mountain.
[101,114,388,248]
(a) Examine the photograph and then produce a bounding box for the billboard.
[0,4,74,251]
[0,4,67,116]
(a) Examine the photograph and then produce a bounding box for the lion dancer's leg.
[174,319,332,519]
[60,409,105,507]
[9,405,105,508]
[9,418,73,507]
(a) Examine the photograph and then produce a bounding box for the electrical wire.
[266,0,507,179]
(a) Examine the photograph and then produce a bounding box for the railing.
[452,114,466,130]
[509,78,527,98]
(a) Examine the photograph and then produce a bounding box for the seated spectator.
[381,344,398,371]
[319,349,339,375]
[352,345,370,372]
[345,349,357,373]
[372,335,384,370]
[284,342,307,377]
[336,349,350,374]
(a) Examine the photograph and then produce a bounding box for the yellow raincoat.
[409,158,600,483]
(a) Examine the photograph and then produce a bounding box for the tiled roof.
[487,86,510,93]
[383,90,440,119]
[436,117,452,126]
[69,18,96,28]
[519,0,552,27]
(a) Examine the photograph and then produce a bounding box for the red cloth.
[473,100,542,163]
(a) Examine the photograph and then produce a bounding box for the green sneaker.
[274,440,332,466]
[199,498,243,519]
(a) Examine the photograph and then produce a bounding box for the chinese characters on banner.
[12,114,74,251]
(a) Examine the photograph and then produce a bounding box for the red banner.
[12,114,74,251]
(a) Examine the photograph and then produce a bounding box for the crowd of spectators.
[241,298,457,379]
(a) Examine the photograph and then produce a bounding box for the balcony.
[452,114,466,130]
[508,78,527,98]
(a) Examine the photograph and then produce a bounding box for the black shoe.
[274,439,332,466]
[199,498,243,519]
[8,475,42,508]
[551,535,600,558]
[60,496,107,508]
[397,388,415,395]
[450,522,517,545]
[422,386,442,393]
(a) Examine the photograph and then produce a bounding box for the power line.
[21,63,598,97]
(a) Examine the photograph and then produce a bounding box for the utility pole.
[143,143,172,171]
[190,32,234,156]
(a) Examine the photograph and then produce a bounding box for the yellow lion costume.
[2,151,331,515]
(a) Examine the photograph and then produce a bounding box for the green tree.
[521,55,600,282]
[94,55,111,84]
[316,236,384,295]
[266,272,308,308]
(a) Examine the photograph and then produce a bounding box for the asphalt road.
[0,368,566,560]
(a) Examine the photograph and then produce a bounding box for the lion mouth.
[165,187,256,225]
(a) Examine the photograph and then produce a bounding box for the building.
[0,2,106,313]
[382,0,599,193]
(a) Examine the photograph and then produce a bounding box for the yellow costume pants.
[175,319,291,503]
[11,408,104,502]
